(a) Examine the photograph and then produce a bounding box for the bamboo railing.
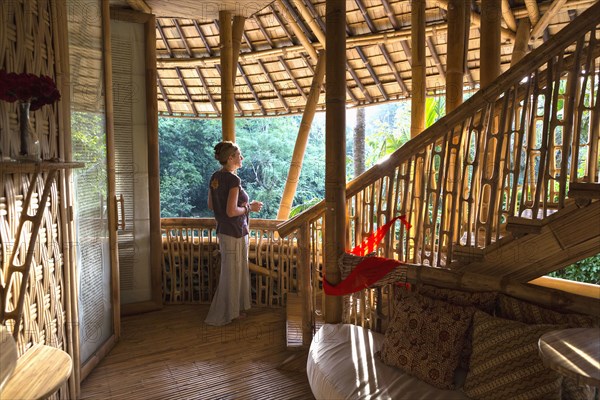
[277,3,600,333]
[160,218,298,308]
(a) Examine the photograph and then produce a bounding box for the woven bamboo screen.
[161,218,299,307]
[0,0,70,394]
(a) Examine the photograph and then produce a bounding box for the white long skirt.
[204,233,251,326]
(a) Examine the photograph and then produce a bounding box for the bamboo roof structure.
[112,0,598,118]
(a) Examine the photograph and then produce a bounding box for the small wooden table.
[538,328,600,388]
[0,344,72,399]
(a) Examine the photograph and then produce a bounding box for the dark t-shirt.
[209,170,249,238]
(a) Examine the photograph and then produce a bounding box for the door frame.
[109,7,162,316]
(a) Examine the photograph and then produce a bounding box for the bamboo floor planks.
[80,305,314,400]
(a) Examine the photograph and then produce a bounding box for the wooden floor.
[80,305,315,400]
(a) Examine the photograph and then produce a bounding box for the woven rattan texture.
[0,0,60,160]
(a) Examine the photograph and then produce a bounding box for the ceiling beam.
[275,0,318,61]
[501,0,518,31]
[293,0,326,46]
[157,22,451,68]
[156,20,173,57]
[378,43,409,95]
[195,66,220,116]
[531,0,569,40]
[380,0,400,30]
[269,4,295,44]
[157,75,172,115]
[278,56,308,101]
[238,64,266,115]
[193,20,213,55]
[524,0,541,24]
[173,19,192,56]
[353,0,388,100]
[175,67,198,117]
[426,36,445,82]
[257,59,290,113]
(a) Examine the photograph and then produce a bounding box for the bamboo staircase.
[278,2,600,347]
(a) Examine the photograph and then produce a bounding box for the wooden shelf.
[0,160,84,174]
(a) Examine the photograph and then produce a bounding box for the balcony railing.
[161,218,297,308]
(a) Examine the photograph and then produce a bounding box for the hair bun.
[214,141,238,164]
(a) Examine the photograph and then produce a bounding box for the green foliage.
[425,96,445,128]
[159,118,220,217]
[158,115,326,219]
[71,111,107,199]
[548,254,600,284]
[362,103,411,170]
[289,197,322,218]
[159,97,449,219]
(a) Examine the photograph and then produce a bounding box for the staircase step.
[286,293,304,349]
[568,182,600,207]
[506,216,544,237]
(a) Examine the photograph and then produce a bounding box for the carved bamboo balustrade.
[160,218,298,307]
[277,4,600,333]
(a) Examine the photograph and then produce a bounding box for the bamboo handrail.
[277,0,600,238]
[160,218,293,307]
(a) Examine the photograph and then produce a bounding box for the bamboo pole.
[501,0,518,31]
[480,0,502,88]
[277,53,326,220]
[411,0,426,138]
[101,0,121,340]
[511,19,532,66]
[299,224,312,347]
[436,0,516,41]
[219,11,234,142]
[276,0,318,61]
[231,16,246,84]
[524,0,541,24]
[145,14,163,309]
[531,0,568,40]
[52,0,80,395]
[324,0,346,324]
[446,0,467,113]
[293,0,326,47]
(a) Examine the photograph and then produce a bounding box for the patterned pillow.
[496,294,598,400]
[463,311,563,400]
[378,292,474,389]
[418,284,497,314]
[496,294,598,327]
[416,285,498,371]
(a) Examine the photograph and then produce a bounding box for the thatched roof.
[116,0,597,118]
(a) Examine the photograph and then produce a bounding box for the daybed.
[307,285,598,400]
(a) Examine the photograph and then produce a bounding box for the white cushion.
[307,324,470,400]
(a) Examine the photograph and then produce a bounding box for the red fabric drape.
[323,216,410,296]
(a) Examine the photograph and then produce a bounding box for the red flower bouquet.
[0,70,61,110]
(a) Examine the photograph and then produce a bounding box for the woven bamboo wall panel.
[161,218,298,307]
[0,1,70,398]
[0,174,66,353]
[0,0,60,160]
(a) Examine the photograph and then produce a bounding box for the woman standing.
[205,141,263,326]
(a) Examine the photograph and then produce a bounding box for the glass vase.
[18,101,41,161]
